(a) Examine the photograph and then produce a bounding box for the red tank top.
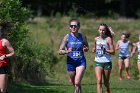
[0,40,8,67]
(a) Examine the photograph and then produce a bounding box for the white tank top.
[137,42,140,60]
[94,37,112,63]
[119,40,130,57]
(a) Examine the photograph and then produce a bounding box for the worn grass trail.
[8,79,140,93]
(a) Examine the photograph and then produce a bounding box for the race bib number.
[96,49,104,57]
[72,51,81,58]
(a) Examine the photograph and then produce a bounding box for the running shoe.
[126,72,131,80]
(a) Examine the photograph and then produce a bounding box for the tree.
[22,0,140,18]
[0,0,58,84]
[0,0,31,81]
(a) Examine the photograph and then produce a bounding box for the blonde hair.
[108,27,115,36]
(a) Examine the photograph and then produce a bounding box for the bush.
[0,0,58,84]
[0,0,31,81]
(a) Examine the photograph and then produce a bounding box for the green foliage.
[0,0,31,81]
[7,80,140,93]
[20,43,58,84]
[68,4,79,18]
[0,0,30,22]
[68,10,78,18]
[108,10,120,19]
[0,0,58,84]
[130,54,139,80]
[136,10,140,18]
[28,17,140,84]
[0,0,31,54]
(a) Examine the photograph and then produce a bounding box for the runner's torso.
[95,37,112,63]
[119,40,130,57]
[0,39,8,67]
[67,33,85,62]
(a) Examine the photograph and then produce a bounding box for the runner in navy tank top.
[59,19,89,93]
[67,33,86,70]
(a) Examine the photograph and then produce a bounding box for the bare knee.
[119,66,123,70]
[96,80,102,85]
[69,79,72,83]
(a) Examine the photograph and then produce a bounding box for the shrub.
[0,0,58,84]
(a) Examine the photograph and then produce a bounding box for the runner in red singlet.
[0,22,15,93]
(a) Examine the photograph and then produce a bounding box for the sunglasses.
[70,25,79,28]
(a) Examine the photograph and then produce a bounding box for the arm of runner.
[0,39,15,60]
[106,37,115,55]
[115,40,120,50]
[82,34,89,52]
[58,34,70,55]
[128,40,135,52]
[131,43,137,57]
[5,39,15,57]
[92,37,97,53]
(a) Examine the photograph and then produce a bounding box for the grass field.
[20,16,140,93]
[8,79,140,93]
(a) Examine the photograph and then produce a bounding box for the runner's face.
[69,21,79,33]
[98,26,106,37]
[121,34,126,41]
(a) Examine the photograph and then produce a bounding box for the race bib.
[96,49,104,57]
[72,51,82,58]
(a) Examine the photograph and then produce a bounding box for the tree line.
[22,0,140,18]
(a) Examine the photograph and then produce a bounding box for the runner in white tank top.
[118,40,130,58]
[95,36,112,63]
[131,33,140,77]
[116,32,133,80]
[92,24,115,93]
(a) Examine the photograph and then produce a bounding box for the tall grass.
[28,16,140,83]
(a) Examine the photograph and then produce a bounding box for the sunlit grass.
[28,16,140,84]
[9,80,140,93]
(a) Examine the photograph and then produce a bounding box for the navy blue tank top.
[67,33,85,63]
